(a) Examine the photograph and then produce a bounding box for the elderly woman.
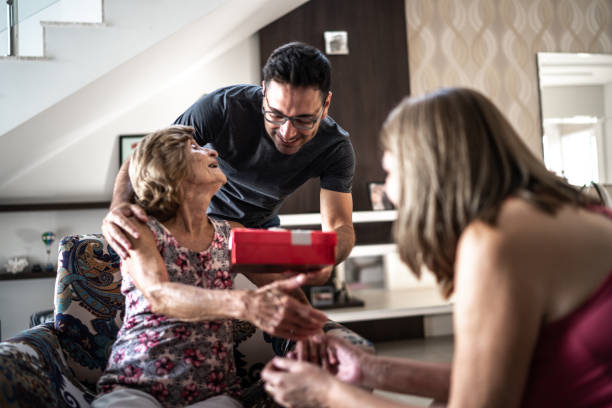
[92,125,327,408]
[262,87,612,407]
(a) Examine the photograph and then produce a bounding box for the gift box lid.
[229,228,337,247]
[229,228,337,270]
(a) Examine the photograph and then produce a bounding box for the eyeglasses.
[262,93,324,131]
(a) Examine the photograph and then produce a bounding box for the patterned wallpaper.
[405,0,612,158]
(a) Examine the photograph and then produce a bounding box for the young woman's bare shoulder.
[496,197,555,231]
[462,199,553,248]
[457,199,551,282]
[456,220,506,278]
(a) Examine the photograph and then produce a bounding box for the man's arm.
[284,189,353,287]
[320,188,355,264]
[111,158,133,208]
[101,157,148,259]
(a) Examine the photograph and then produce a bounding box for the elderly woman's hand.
[262,357,334,408]
[289,334,367,385]
[242,275,328,340]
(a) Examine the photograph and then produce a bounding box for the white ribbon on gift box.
[290,230,312,246]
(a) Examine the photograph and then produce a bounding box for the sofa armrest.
[0,323,94,408]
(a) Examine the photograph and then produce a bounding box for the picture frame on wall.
[119,134,146,168]
[368,182,395,210]
[323,31,349,55]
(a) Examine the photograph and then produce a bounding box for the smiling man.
[102,42,355,285]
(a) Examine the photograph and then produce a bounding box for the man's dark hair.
[263,42,331,98]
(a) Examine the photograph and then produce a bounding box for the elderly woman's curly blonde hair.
[128,125,195,221]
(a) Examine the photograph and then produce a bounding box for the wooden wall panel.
[259,0,410,213]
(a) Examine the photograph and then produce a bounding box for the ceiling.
[538,52,612,87]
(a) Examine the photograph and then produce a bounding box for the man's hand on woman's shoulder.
[101,203,148,259]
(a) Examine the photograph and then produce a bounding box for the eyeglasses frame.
[261,92,325,131]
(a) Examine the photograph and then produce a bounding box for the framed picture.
[324,31,349,55]
[119,134,146,168]
[368,182,395,210]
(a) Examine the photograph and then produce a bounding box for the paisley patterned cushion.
[0,323,93,408]
[54,234,124,391]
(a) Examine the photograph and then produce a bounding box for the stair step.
[0,55,50,61]
[40,21,106,28]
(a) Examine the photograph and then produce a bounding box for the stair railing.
[6,0,17,56]
[2,0,62,57]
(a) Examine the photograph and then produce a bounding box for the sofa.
[0,234,373,407]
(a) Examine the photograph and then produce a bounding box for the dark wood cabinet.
[259,0,410,214]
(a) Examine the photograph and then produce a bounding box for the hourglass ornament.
[41,231,56,272]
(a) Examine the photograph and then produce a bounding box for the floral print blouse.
[97,217,241,407]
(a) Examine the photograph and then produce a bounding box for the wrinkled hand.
[262,357,333,408]
[288,334,366,385]
[289,335,328,367]
[244,275,328,340]
[101,203,148,259]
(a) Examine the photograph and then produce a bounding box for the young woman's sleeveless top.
[522,206,612,407]
[97,217,241,407]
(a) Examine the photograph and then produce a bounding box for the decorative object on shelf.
[344,255,385,290]
[5,257,29,274]
[304,267,365,310]
[119,134,146,167]
[368,182,395,210]
[310,285,335,307]
[41,231,56,272]
[31,264,42,273]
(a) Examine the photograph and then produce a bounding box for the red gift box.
[230,228,337,272]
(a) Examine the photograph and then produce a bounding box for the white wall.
[605,83,612,182]
[0,34,262,340]
[0,278,56,341]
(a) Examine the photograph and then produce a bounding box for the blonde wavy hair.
[381,87,595,298]
[129,125,195,221]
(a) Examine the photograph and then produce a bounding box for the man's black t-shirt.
[174,84,355,228]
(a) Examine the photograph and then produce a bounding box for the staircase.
[1,0,103,57]
[0,0,307,203]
